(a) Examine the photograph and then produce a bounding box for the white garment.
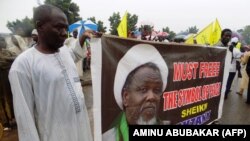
[8,41,92,141]
[102,128,116,141]
[163,39,169,43]
[64,37,84,77]
[64,37,77,48]
[229,48,243,72]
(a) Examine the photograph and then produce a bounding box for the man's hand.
[93,31,103,38]
[79,30,93,46]
[79,30,103,47]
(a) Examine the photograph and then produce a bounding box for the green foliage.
[97,21,107,33]
[45,0,81,24]
[242,25,250,44]
[108,12,121,35]
[186,26,199,34]
[88,17,97,23]
[109,12,138,35]
[127,13,138,33]
[6,0,82,36]
[138,25,154,40]
[87,17,107,33]
[162,27,176,41]
[7,16,34,37]
[139,25,153,33]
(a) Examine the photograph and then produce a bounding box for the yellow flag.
[117,12,128,38]
[195,19,221,46]
[185,34,195,44]
[209,19,221,46]
[236,42,241,49]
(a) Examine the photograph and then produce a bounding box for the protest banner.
[90,35,231,141]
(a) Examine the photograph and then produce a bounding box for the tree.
[87,17,107,33]
[45,0,81,25]
[138,25,154,40]
[242,25,250,44]
[162,27,176,41]
[186,26,199,34]
[108,12,121,35]
[139,25,153,34]
[7,16,34,37]
[109,12,138,35]
[87,17,97,23]
[6,0,81,36]
[127,13,138,33]
[237,29,243,33]
[97,21,107,33]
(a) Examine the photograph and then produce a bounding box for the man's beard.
[136,115,157,125]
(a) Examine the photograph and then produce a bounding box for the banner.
[90,35,230,141]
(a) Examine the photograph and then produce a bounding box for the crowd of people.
[215,29,250,103]
[134,26,250,103]
[0,3,250,141]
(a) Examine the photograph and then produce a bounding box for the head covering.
[231,37,239,43]
[31,29,38,35]
[114,44,168,109]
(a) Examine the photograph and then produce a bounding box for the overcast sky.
[0,0,249,33]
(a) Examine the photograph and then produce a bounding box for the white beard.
[136,116,157,125]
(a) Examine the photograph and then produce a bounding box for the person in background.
[214,28,232,99]
[238,46,250,96]
[8,4,94,141]
[64,29,78,47]
[83,40,91,72]
[211,28,232,125]
[128,31,136,39]
[64,29,84,78]
[241,45,250,104]
[0,36,17,130]
[139,25,153,41]
[215,28,232,47]
[223,37,243,99]
[30,29,38,47]
[235,45,249,95]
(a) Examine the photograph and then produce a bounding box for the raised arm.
[70,30,102,62]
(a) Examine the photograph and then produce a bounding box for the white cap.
[231,37,239,43]
[113,44,168,109]
[31,29,38,35]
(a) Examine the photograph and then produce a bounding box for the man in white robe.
[8,4,93,141]
[64,30,84,78]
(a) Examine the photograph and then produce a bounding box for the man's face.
[141,30,150,40]
[40,9,68,50]
[221,31,232,46]
[122,66,163,125]
[73,31,78,38]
